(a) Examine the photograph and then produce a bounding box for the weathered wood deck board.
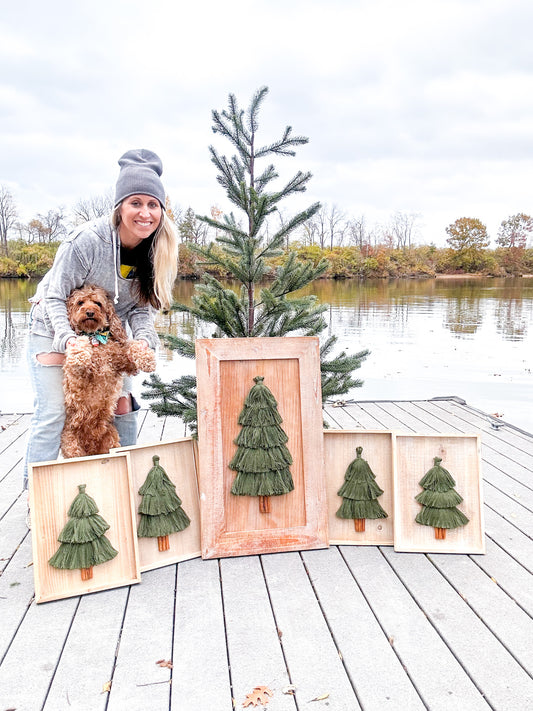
[171,557,233,711]
[261,551,361,710]
[340,545,491,711]
[220,555,294,710]
[0,397,532,711]
[45,586,129,711]
[382,548,533,708]
[301,546,426,710]
[106,565,175,710]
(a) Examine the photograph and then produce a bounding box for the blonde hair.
[111,205,178,310]
[151,211,179,309]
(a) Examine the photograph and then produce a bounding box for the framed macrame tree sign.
[112,438,201,571]
[324,430,394,546]
[392,433,485,554]
[29,453,140,603]
[195,337,328,559]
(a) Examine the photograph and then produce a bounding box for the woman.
[23,149,178,489]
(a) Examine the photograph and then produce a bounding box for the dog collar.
[80,329,110,345]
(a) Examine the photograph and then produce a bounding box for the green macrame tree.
[48,484,118,581]
[229,375,294,514]
[415,456,469,539]
[143,87,369,433]
[336,446,388,532]
[137,455,191,552]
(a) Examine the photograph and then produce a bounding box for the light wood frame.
[29,453,140,603]
[112,438,201,571]
[325,430,394,546]
[196,337,328,559]
[392,433,485,554]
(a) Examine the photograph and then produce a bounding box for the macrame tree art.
[415,456,469,539]
[137,455,191,552]
[229,375,294,514]
[336,445,388,532]
[48,484,118,581]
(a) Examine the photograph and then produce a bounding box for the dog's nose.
[85,310,95,318]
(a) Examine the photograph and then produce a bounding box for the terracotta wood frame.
[195,336,328,559]
[29,452,140,603]
[112,438,201,571]
[392,433,485,554]
[325,430,394,546]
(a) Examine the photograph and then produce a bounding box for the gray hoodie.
[30,217,159,352]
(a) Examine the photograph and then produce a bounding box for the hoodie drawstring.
[112,229,119,304]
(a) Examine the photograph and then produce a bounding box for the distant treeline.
[3,239,531,280]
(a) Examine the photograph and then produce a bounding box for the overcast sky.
[2,0,533,246]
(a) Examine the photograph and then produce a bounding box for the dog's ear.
[106,303,128,343]
[66,290,80,330]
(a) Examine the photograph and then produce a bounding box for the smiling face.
[118,194,162,247]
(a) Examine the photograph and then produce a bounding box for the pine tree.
[415,456,469,539]
[137,455,191,551]
[229,375,294,513]
[143,87,369,432]
[48,484,118,581]
[336,446,388,532]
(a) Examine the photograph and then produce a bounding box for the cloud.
[1,0,532,244]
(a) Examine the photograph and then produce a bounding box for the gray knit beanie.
[114,149,166,208]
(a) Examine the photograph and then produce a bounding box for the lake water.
[2,276,533,433]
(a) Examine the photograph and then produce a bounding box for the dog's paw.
[129,340,157,372]
[65,336,93,367]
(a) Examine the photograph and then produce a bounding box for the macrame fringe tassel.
[81,566,93,581]
[158,535,170,551]
[354,518,365,532]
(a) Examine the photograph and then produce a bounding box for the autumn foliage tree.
[445,217,490,271]
[496,213,533,274]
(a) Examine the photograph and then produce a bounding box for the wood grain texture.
[392,433,485,554]
[29,452,140,603]
[112,438,201,571]
[324,430,394,546]
[195,337,328,558]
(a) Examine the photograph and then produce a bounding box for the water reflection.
[2,276,533,429]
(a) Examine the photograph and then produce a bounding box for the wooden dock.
[1,397,532,710]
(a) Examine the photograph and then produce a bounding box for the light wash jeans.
[23,332,139,489]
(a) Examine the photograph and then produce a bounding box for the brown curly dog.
[61,284,156,458]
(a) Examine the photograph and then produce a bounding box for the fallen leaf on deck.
[282,684,297,695]
[102,681,112,693]
[156,659,173,668]
[243,685,274,707]
[309,693,329,702]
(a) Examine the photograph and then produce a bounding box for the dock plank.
[0,533,34,662]
[0,398,532,711]
[302,546,425,710]
[341,545,491,711]
[0,594,78,711]
[471,537,533,616]
[44,586,130,711]
[383,547,533,708]
[429,551,533,675]
[0,495,29,573]
[262,551,361,710]
[107,565,175,711]
[220,555,294,710]
[171,557,233,711]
